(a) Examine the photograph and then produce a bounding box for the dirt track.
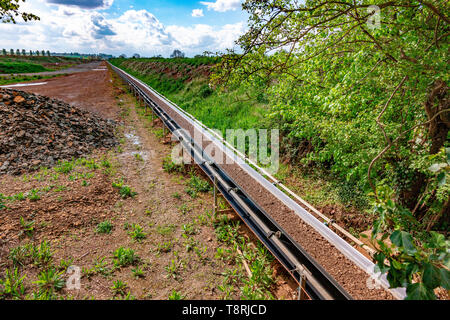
[1,62,119,120]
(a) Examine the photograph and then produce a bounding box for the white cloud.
[0,1,245,57]
[200,0,241,12]
[166,22,244,54]
[191,9,204,17]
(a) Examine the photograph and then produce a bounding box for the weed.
[93,257,112,277]
[9,240,52,267]
[218,283,234,299]
[53,185,67,192]
[113,247,139,267]
[54,160,75,174]
[165,259,181,280]
[101,159,111,168]
[96,220,113,234]
[128,224,147,242]
[33,268,65,295]
[182,223,197,236]
[185,187,198,198]
[112,180,137,198]
[111,280,128,296]
[155,241,173,254]
[58,257,74,272]
[168,289,185,300]
[13,192,26,201]
[0,194,6,210]
[172,192,181,199]
[156,224,176,236]
[187,174,211,193]
[0,268,26,299]
[28,189,41,201]
[178,204,190,215]
[162,156,184,174]
[19,217,35,237]
[131,266,145,278]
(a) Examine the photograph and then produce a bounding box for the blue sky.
[0,0,248,57]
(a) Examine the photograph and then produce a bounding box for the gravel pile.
[0,88,117,175]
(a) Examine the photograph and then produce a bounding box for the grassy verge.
[110,58,267,133]
[0,56,85,74]
[0,61,48,73]
[0,74,64,86]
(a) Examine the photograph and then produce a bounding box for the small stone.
[13,96,25,103]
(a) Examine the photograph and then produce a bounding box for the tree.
[35,50,39,56]
[15,48,19,55]
[170,49,185,58]
[41,50,45,56]
[21,49,25,56]
[119,54,127,58]
[29,49,32,56]
[0,0,39,23]
[215,0,449,299]
[9,48,13,55]
[132,53,140,59]
[2,49,6,56]
[46,50,50,57]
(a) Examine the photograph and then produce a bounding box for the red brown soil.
[0,165,120,245]
[8,62,119,120]
[128,74,395,300]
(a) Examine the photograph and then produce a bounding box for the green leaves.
[439,268,450,290]
[422,263,441,289]
[390,231,417,256]
[406,283,436,300]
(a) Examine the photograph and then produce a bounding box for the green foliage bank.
[213,0,449,299]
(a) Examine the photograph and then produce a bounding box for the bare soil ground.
[0,66,296,300]
[3,62,118,120]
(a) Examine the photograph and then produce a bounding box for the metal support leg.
[213,175,217,217]
[298,273,307,300]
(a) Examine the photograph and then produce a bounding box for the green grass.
[0,61,48,73]
[110,58,267,135]
[0,74,61,85]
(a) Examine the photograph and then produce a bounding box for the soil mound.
[0,88,117,175]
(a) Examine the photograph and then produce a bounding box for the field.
[0,55,85,74]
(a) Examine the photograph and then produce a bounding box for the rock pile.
[0,88,117,175]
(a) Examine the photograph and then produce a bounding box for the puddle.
[0,82,48,88]
[124,132,141,146]
[122,151,153,161]
[120,131,155,162]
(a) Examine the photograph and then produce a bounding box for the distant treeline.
[1,49,51,57]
